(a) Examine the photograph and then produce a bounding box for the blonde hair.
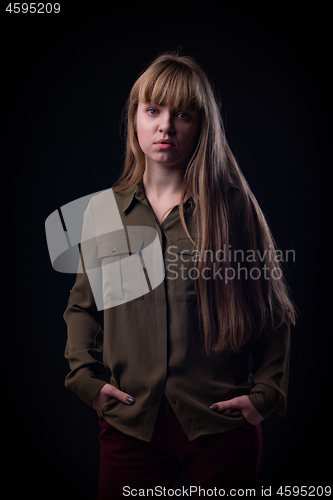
[114,52,295,355]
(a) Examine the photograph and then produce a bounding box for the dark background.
[2,2,332,498]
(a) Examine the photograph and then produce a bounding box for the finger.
[210,397,242,413]
[109,386,135,405]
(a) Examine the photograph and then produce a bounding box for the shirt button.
[171,398,177,404]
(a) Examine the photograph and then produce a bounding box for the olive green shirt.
[64,176,290,442]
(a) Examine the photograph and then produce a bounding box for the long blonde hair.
[114,52,295,355]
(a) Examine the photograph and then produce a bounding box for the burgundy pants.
[98,395,262,499]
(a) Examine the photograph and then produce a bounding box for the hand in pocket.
[92,383,135,416]
[209,395,264,426]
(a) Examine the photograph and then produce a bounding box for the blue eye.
[178,112,191,119]
[147,108,158,115]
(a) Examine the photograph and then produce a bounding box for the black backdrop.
[2,2,332,498]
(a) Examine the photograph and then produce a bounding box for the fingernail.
[126,396,135,404]
[210,404,219,412]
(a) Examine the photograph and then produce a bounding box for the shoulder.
[89,188,114,205]
[85,188,125,235]
[86,188,119,216]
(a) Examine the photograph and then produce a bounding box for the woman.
[64,53,295,498]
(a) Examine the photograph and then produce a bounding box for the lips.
[156,139,173,144]
[155,139,175,149]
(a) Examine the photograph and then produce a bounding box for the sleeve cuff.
[247,392,276,419]
[65,369,107,407]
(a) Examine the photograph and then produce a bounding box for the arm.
[64,265,107,407]
[64,199,135,410]
[210,322,291,425]
[63,198,107,406]
[247,322,291,419]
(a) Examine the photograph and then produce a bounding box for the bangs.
[134,61,204,111]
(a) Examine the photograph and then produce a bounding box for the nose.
[158,111,174,134]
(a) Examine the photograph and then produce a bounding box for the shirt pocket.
[97,237,146,307]
[172,237,197,302]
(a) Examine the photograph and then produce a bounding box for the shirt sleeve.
[63,200,106,407]
[247,322,291,419]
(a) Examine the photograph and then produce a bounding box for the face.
[135,101,200,171]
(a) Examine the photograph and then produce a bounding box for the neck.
[142,162,185,200]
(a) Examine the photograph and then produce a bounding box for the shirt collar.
[113,176,145,213]
[116,175,193,214]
